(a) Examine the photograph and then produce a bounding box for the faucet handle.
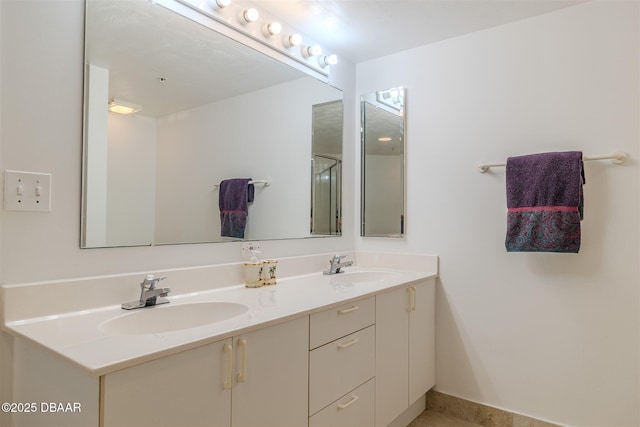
[141,274,166,288]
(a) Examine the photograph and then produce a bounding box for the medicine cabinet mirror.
[81,0,343,248]
[360,87,406,237]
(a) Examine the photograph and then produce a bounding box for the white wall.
[357,2,639,426]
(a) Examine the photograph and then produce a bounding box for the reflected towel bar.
[477,150,629,173]
[214,179,270,189]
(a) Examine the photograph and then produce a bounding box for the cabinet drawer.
[310,296,375,349]
[309,378,374,427]
[309,325,375,415]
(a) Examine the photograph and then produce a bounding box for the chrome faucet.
[323,254,353,275]
[122,274,171,310]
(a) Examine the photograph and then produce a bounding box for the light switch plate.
[4,170,52,212]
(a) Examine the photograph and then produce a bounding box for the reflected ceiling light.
[210,0,231,8]
[320,54,338,68]
[242,8,259,23]
[378,137,393,142]
[108,98,141,115]
[266,21,282,36]
[284,33,302,48]
[303,44,322,58]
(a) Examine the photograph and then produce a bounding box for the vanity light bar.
[170,0,337,77]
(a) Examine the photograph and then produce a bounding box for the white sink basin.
[331,270,400,285]
[99,302,249,335]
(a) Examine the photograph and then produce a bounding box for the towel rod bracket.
[610,150,628,165]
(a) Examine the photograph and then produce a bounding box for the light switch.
[4,170,52,212]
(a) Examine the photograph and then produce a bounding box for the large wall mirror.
[360,87,406,237]
[81,0,343,248]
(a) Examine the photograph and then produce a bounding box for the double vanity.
[2,252,437,427]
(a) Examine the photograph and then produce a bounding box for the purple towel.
[505,151,585,253]
[219,178,254,239]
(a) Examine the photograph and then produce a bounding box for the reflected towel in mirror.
[219,178,255,239]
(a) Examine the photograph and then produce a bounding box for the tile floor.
[419,391,562,427]
[409,410,483,427]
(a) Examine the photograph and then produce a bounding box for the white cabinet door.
[375,278,436,427]
[231,316,309,427]
[102,339,232,427]
[102,317,309,427]
[12,338,100,427]
[409,278,435,403]
[375,287,410,427]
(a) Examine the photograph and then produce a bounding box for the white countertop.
[4,267,435,377]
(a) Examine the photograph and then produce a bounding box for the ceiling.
[85,0,586,119]
[86,0,304,117]
[247,0,586,63]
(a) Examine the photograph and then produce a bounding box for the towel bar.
[477,150,628,173]
[214,179,270,189]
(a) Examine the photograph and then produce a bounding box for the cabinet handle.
[410,286,417,312]
[223,343,233,389]
[338,305,359,315]
[337,394,359,410]
[337,338,359,349]
[236,339,247,383]
[406,287,412,312]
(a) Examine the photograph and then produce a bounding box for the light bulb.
[210,0,231,8]
[243,8,259,23]
[285,33,302,48]
[303,45,322,58]
[320,54,338,67]
[267,21,282,35]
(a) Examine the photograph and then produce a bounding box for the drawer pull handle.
[223,343,233,389]
[236,339,247,383]
[337,338,359,349]
[337,395,359,410]
[338,305,359,315]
